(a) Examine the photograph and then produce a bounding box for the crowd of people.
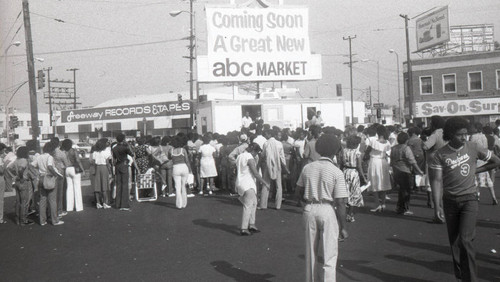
[1,116,500,281]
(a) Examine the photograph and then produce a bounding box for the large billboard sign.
[197,5,321,82]
[414,98,500,118]
[60,101,191,123]
[415,6,450,52]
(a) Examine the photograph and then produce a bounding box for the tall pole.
[67,68,78,109]
[22,0,40,144]
[377,61,380,103]
[189,0,194,129]
[343,35,356,125]
[400,14,413,120]
[395,53,402,124]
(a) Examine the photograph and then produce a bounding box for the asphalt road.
[0,178,499,282]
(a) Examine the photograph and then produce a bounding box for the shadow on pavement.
[153,200,179,210]
[338,259,429,282]
[210,260,274,282]
[388,237,500,267]
[192,218,238,235]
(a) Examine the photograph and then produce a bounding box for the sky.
[1,0,500,114]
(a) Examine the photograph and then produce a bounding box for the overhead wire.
[0,9,22,51]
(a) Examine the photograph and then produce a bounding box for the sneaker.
[240,229,252,236]
[103,203,111,209]
[403,210,414,216]
[96,203,103,209]
[59,211,68,217]
[187,194,195,198]
[53,221,65,226]
[385,195,391,200]
[198,191,204,195]
[168,193,176,197]
[21,219,35,226]
[40,222,47,226]
[208,190,213,195]
[119,208,131,211]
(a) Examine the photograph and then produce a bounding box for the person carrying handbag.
[61,139,85,212]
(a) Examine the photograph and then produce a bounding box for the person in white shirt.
[91,138,112,209]
[241,111,253,129]
[236,143,269,236]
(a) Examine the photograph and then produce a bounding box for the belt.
[344,166,357,169]
[305,199,333,205]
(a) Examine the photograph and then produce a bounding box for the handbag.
[43,174,57,190]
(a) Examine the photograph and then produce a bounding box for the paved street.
[1,179,499,282]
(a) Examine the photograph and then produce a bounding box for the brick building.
[404,50,500,125]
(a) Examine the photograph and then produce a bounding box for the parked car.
[74,142,92,158]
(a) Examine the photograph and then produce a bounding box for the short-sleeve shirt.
[32,153,55,176]
[390,144,417,174]
[296,157,348,202]
[429,141,491,197]
[235,151,256,196]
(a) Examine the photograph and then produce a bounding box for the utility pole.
[189,0,194,129]
[22,0,40,144]
[343,35,356,125]
[400,14,413,120]
[67,68,78,109]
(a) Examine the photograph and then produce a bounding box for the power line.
[30,11,149,38]
[0,10,22,51]
[6,38,182,57]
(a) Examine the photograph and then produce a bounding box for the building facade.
[404,50,500,125]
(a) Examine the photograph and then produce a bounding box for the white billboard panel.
[199,5,321,82]
[415,6,450,52]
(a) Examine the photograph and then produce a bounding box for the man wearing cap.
[296,133,348,282]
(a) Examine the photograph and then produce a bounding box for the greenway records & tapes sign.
[197,5,322,82]
[414,98,500,118]
[61,102,191,123]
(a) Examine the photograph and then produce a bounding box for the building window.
[468,71,483,91]
[419,76,433,95]
[18,121,24,127]
[496,69,500,90]
[442,74,456,93]
[39,121,43,126]
[0,121,3,128]
[27,121,31,127]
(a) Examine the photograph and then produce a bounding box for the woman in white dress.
[367,125,392,212]
[236,143,269,235]
[198,135,218,195]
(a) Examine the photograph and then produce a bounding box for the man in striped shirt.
[296,133,348,282]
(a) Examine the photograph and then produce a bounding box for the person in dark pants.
[429,117,500,282]
[390,132,424,215]
[112,134,134,211]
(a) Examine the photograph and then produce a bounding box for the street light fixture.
[389,49,403,124]
[170,1,196,130]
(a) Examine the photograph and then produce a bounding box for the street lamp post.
[4,41,21,145]
[170,1,196,130]
[389,49,403,124]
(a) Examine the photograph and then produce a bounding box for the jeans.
[173,163,189,209]
[115,163,130,209]
[56,175,65,215]
[239,189,257,229]
[304,203,339,282]
[443,194,478,282]
[15,181,31,223]
[394,169,412,213]
[66,167,83,212]
[39,177,59,225]
[0,175,5,221]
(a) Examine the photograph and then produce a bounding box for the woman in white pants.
[61,139,84,212]
[169,136,192,209]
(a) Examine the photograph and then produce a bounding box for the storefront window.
[419,76,433,95]
[442,74,456,93]
[468,71,482,91]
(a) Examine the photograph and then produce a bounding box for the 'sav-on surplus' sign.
[197,5,321,82]
[414,97,500,118]
[415,6,450,52]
